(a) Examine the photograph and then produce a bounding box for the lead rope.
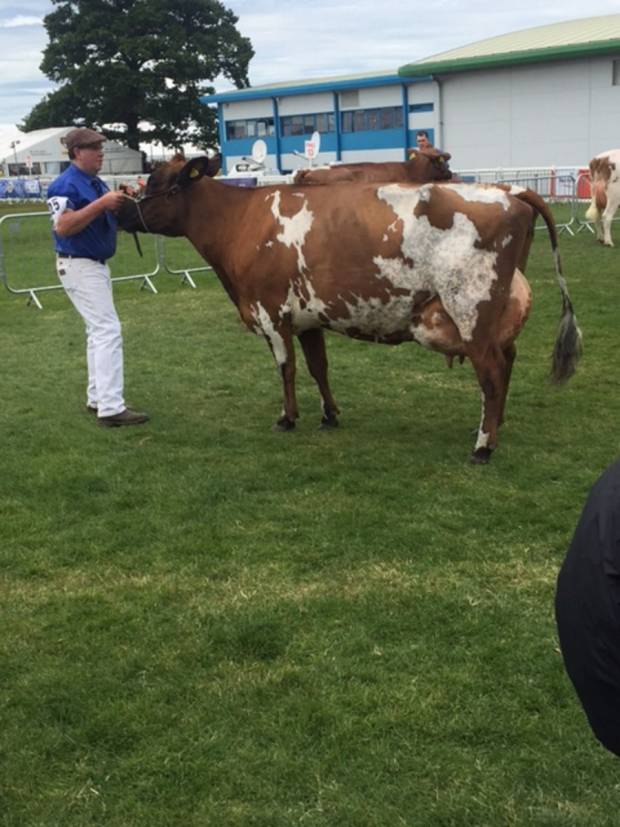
[131,199,149,257]
[131,232,143,258]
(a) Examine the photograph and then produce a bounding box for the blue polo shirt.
[47,163,117,261]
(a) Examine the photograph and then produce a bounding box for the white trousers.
[57,257,125,418]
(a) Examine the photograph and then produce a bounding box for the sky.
[1,0,620,130]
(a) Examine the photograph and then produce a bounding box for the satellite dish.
[310,131,321,156]
[251,139,267,165]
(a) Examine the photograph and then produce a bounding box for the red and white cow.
[117,158,581,463]
[586,149,620,246]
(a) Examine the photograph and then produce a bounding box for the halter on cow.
[116,157,581,463]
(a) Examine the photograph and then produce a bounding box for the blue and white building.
[202,14,620,173]
[202,70,438,174]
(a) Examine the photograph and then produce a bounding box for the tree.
[21,0,253,150]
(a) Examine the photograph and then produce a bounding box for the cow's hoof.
[470,447,493,465]
[273,416,296,432]
[319,415,339,429]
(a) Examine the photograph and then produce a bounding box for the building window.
[409,102,434,113]
[315,112,335,133]
[280,112,336,136]
[340,106,404,132]
[225,118,275,140]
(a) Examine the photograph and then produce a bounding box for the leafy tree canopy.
[21,0,253,151]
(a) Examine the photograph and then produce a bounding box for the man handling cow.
[47,127,149,427]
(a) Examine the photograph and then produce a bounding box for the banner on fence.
[0,179,42,199]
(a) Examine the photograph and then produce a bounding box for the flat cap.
[62,127,106,151]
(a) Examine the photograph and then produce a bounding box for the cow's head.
[116,155,213,236]
[408,147,452,181]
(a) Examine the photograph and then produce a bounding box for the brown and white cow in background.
[586,149,620,246]
[117,158,581,463]
[293,147,452,186]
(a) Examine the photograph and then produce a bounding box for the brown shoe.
[98,408,149,427]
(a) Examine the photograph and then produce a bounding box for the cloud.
[0,15,43,28]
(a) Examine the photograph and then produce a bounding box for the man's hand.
[100,190,128,211]
[53,189,129,237]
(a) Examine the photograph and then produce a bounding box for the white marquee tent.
[0,126,143,177]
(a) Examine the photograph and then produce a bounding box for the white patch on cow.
[282,279,331,334]
[268,190,314,273]
[388,220,399,233]
[251,302,287,365]
[440,183,512,211]
[376,185,499,341]
[337,291,417,339]
[507,185,526,196]
[265,240,273,248]
[474,429,491,451]
[382,234,388,242]
[501,234,512,248]
[408,320,438,350]
[474,391,490,450]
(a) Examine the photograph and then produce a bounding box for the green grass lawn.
[1,202,619,826]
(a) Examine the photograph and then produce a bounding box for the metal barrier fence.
[0,211,161,309]
[454,166,580,236]
[157,235,213,288]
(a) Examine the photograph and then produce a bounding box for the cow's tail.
[585,180,607,221]
[585,200,600,222]
[510,187,582,384]
[549,255,583,384]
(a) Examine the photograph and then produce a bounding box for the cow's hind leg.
[498,343,516,427]
[298,329,340,428]
[468,345,508,464]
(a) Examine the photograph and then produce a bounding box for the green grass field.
[1,202,619,826]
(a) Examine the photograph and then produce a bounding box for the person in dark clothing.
[555,459,620,757]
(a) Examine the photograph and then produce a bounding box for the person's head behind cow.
[416,130,432,150]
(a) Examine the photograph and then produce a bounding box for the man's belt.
[57,254,107,265]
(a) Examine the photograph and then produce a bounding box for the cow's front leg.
[468,346,507,464]
[248,302,299,430]
[267,321,299,431]
[298,328,340,428]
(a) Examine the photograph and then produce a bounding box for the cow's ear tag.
[409,151,417,160]
[189,168,200,179]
